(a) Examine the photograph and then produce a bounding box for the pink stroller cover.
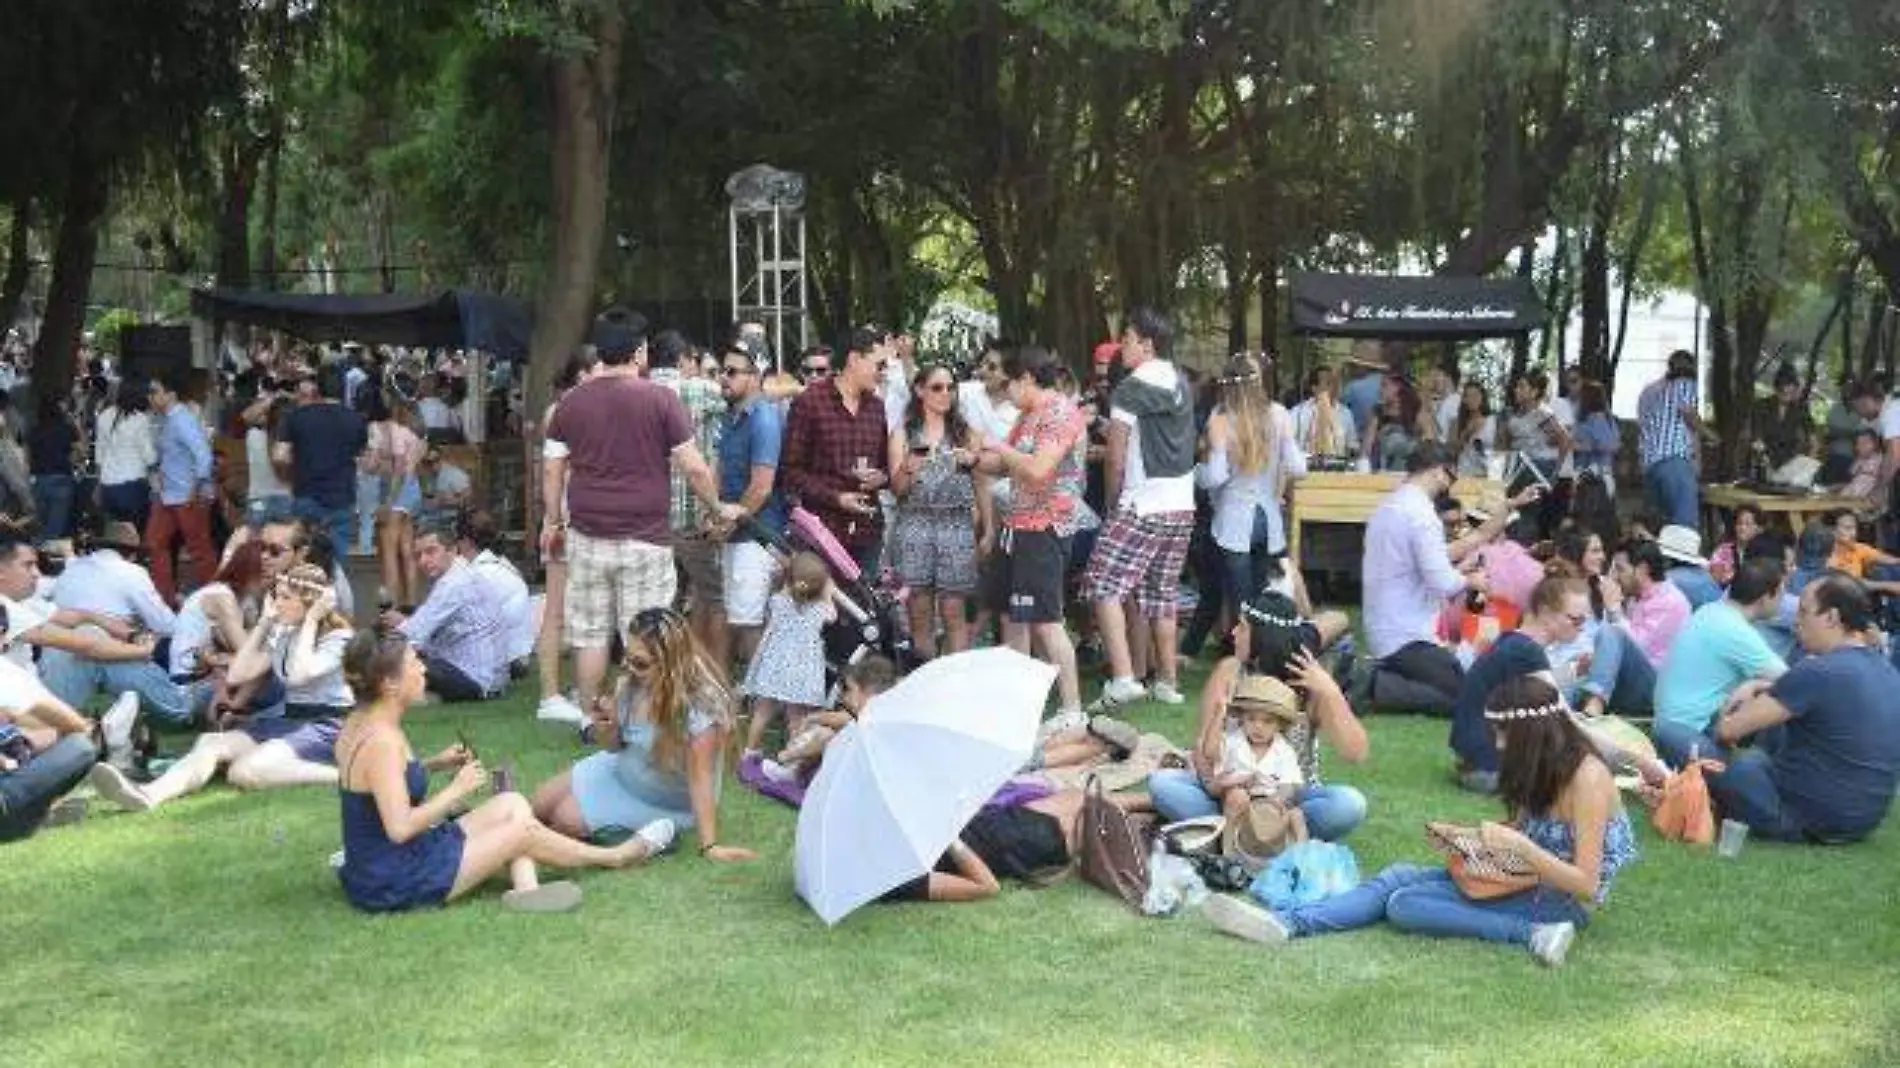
[788,506,862,582]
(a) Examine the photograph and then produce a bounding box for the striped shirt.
[1638,377,1697,468]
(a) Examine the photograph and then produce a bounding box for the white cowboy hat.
[1656,525,1708,568]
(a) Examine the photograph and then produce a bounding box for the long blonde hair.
[1217,354,1272,474]
[276,564,352,634]
[624,608,731,773]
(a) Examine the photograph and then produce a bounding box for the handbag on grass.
[1425,820,1538,899]
[1078,776,1151,909]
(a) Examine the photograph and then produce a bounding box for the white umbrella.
[794,647,1055,926]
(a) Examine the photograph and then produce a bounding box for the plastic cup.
[1716,818,1749,859]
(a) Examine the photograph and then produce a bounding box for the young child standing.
[742,552,836,756]
[1208,675,1306,820]
[761,655,900,783]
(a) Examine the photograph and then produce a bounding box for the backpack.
[1077,776,1151,909]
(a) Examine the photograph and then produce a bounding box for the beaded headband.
[1240,602,1301,629]
[1483,702,1564,723]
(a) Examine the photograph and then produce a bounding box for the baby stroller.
[738,508,914,699]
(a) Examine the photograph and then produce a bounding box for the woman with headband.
[1197,353,1306,621]
[87,564,356,811]
[1147,589,1368,842]
[533,608,755,862]
[1202,675,1638,968]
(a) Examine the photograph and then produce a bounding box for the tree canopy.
[5,0,1897,472]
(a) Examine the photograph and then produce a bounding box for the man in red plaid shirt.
[779,327,891,575]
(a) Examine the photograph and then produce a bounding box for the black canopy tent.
[189,287,534,361]
[1288,271,1547,341]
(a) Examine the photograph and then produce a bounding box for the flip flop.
[502,881,583,913]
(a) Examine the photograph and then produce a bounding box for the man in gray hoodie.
[1085,308,1198,710]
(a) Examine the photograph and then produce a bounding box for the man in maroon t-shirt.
[779,327,891,575]
[542,311,742,707]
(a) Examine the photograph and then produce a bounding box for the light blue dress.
[569,685,724,836]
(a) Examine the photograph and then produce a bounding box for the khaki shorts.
[723,540,777,627]
[673,534,724,611]
[565,530,676,649]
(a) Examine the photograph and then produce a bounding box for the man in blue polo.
[717,338,787,666]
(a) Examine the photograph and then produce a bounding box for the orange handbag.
[1652,760,1720,845]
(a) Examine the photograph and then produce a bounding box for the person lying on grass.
[878,788,1156,904]
[88,565,354,813]
[533,607,756,863]
[1202,676,1638,969]
[760,655,898,785]
[330,632,668,914]
[1147,588,1369,842]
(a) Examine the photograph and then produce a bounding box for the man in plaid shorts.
[542,310,743,711]
[1086,307,1198,710]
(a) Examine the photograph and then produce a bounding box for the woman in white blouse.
[87,564,354,812]
[94,379,156,530]
[1198,354,1306,608]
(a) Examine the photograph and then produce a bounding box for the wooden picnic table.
[1700,483,1870,535]
[1287,471,1501,569]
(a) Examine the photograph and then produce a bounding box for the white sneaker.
[759,759,799,784]
[1086,676,1148,713]
[1529,922,1575,967]
[328,849,347,871]
[1037,708,1089,744]
[1201,893,1290,945]
[87,762,154,813]
[536,695,587,725]
[100,692,139,763]
[1151,680,1186,706]
[634,818,678,857]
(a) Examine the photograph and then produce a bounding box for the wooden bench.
[1288,472,1500,569]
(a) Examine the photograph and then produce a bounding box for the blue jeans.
[1218,505,1277,608]
[32,474,75,540]
[1276,862,1589,945]
[1705,736,1817,842]
[294,498,355,560]
[1644,457,1699,529]
[1146,767,1368,842]
[1652,720,1724,770]
[39,647,202,726]
[100,479,151,530]
[1575,625,1656,713]
[0,734,97,840]
[355,473,383,555]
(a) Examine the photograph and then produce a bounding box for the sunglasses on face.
[803,363,829,375]
[721,365,753,378]
[922,382,954,394]
[260,543,290,558]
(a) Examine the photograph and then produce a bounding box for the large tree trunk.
[0,200,32,334]
[216,137,261,289]
[258,127,283,292]
[523,7,625,522]
[35,160,108,399]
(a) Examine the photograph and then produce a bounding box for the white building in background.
[1559,286,1707,420]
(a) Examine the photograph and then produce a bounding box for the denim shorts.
[246,494,296,529]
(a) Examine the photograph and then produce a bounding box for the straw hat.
[1230,675,1301,724]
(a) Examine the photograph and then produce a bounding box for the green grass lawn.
[9,667,1899,1068]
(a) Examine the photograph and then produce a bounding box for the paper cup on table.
[1716,818,1749,859]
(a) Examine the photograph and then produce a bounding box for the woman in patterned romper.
[887,364,994,659]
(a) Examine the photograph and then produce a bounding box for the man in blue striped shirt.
[145,370,215,605]
[1637,349,1710,529]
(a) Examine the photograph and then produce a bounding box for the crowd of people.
[2,309,1896,967]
